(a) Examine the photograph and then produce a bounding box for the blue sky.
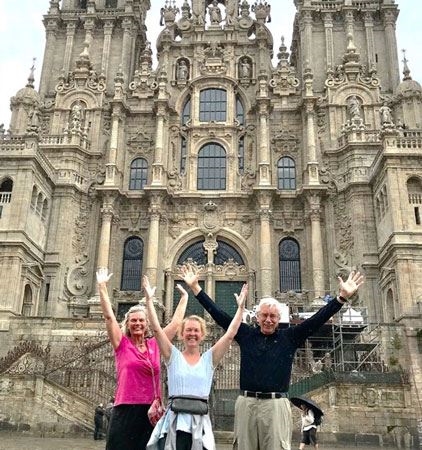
[0,1,420,127]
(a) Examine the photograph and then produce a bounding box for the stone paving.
[0,434,395,450]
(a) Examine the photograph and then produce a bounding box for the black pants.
[301,427,318,445]
[158,431,205,450]
[94,418,103,440]
[106,404,153,450]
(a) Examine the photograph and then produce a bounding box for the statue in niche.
[239,57,251,78]
[70,103,83,132]
[348,95,362,121]
[209,0,222,24]
[379,102,394,127]
[177,59,189,81]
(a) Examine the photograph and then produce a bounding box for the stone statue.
[209,0,222,24]
[348,95,362,120]
[177,60,189,81]
[380,102,393,126]
[70,103,83,131]
[239,57,251,78]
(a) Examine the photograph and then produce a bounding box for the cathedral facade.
[0,0,421,445]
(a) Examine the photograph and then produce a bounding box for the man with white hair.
[181,264,364,450]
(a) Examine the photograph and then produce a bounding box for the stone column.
[39,19,59,96]
[105,106,121,186]
[97,203,114,269]
[344,10,354,38]
[305,99,319,185]
[323,13,334,71]
[63,21,77,74]
[364,11,376,69]
[121,18,134,86]
[258,193,273,297]
[383,9,400,90]
[151,106,166,186]
[308,195,325,298]
[101,20,114,76]
[257,101,270,186]
[299,11,313,67]
[144,195,163,286]
[165,270,173,323]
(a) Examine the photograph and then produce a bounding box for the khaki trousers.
[233,396,292,450]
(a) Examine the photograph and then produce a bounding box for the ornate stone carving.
[127,130,154,154]
[65,253,90,298]
[271,129,299,154]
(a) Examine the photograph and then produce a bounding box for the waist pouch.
[170,395,209,415]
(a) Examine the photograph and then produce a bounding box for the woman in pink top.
[97,268,188,450]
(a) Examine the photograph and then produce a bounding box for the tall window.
[199,89,227,122]
[279,238,301,291]
[277,157,296,190]
[129,158,148,190]
[238,136,245,173]
[180,137,187,175]
[121,237,143,290]
[0,178,13,203]
[105,0,117,7]
[236,96,244,125]
[182,97,191,125]
[197,143,226,190]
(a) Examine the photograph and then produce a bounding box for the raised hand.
[180,264,199,288]
[142,275,156,300]
[96,267,113,284]
[234,283,248,309]
[338,271,364,299]
[175,283,188,300]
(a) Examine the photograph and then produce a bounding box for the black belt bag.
[169,395,209,415]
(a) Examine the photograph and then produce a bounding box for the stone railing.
[0,192,12,203]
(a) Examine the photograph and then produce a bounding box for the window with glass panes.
[199,89,227,122]
[279,238,301,292]
[215,281,246,316]
[173,280,205,317]
[121,237,143,290]
[277,157,296,190]
[197,143,226,190]
[129,158,148,190]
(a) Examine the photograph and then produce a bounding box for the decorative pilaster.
[299,10,313,68]
[382,9,400,90]
[322,12,334,71]
[39,18,59,96]
[121,18,134,85]
[257,100,271,186]
[307,194,325,298]
[97,203,114,268]
[105,106,121,186]
[364,11,376,70]
[101,20,114,76]
[258,192,273,297]
[63,21,77,74]
[144,195,163,286]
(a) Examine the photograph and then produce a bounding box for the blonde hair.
[178,315,207,340]
[120,304,149,337]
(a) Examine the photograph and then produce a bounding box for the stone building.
[0,0,421,446]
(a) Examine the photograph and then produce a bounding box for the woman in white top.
[299,404,319,449]
[143,276,247,450]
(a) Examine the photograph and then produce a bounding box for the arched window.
[238,136,245,173]
[236,96,244,125]
[0,178,13,203]
[105,0,118,7]
[385,288,395,322]
[279,238,301,291]
[177,239,207,265]
[180,137,187,175]
[197,143,226,190]
[199,88,227,122]
[277,157,296,190]
[175,239,245,316]
[121,237,143,291]
[182,96,191,125]
[407,177,422,225]
[129,158,148,190]
[36,193,43,214]
[41,199,49,221]
[22,284,33,316]
[31,186,37,209]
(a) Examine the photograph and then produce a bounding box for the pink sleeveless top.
[114,335,161,406]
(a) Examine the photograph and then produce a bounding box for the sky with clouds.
[0,1,420,127]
